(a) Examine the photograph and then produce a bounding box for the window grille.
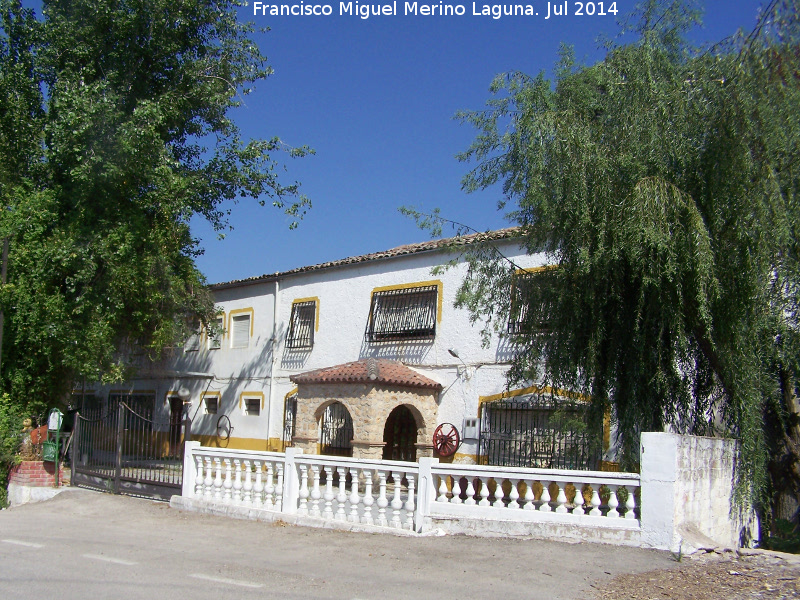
[286,301,316,349]
[365,285,437,343]
[244,397,260,416]
[508,270,551,335]
[231,314,251,348]
[478,395,600,470]
[283,394,298,445]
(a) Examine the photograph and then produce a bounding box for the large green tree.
[0,0,310,415]
[435,0,799,521]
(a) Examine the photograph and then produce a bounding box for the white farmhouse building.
[78,228,606,468]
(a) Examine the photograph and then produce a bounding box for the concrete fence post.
[182,441,201,498]
[415,457,438,533]
[640,432,680,551]
[282,447,303,515]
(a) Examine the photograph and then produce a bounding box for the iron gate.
[478,395,600,470]
[320,401,353,457]
[71,396,188,500]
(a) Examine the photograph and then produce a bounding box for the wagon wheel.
[216,415,232,441]
[433,423,460,457]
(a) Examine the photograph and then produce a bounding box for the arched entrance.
[382,405,418,462]
[319,402,353,457]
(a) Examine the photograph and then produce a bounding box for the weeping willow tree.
[437,0,800,521]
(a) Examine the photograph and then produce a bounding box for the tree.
[0,0,310,416]
[425,0,800,522]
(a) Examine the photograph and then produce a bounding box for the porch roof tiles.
[290,358,443,391]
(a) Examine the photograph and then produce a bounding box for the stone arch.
[313,400,354,457]
[382,404,419,461]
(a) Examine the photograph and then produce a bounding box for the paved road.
[0,488,677,599]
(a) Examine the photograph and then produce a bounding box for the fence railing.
[181,442,641,536]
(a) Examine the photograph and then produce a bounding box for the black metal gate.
[320,402,353,457]
[478,395,600,470]
[71,395,188,500]
[382,405,417,461]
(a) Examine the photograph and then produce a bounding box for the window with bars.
[365,285,438,343]
[204,395,218,415]
[286,301,316,349]
[231,313,251,348]
[508,269,552,335]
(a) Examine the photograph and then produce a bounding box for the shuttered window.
[208,317,223,350]
[286,301,316,349]
[231,314,251,348]
[365,285,438,343]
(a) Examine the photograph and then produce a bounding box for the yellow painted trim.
[228,307,255,342]
[239,391,266,412]
[292,297,320,332]
[514,265,557,275]
[477,385,590,417]
[191,434,272,451]
[370,279,444,323]
[285,387,298,399]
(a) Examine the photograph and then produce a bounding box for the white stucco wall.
[106,238,545,453]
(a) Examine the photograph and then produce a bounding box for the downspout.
[266,278,280,450]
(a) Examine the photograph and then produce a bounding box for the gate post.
[115,402,124,494]
[281,447,303,515]
[70,413,80,486]
[182,441,200,498]
[415,457,438,533]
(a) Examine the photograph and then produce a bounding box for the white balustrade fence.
[426,463,640,530]
[180,442,642,540]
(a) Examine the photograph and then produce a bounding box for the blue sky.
[192,0,764,284]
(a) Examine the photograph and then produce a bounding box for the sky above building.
[24,0,767,284]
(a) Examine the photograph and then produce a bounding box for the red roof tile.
[211,227,522,290]
[290,358,442,391]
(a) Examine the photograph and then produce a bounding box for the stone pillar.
[415,442,435,459]
[352,440,385,460]
[292,436,318,456]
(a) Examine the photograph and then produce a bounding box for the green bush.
[762,519,800,554]
[0,393,22,508]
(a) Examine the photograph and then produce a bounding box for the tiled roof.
[210,227,521,290]
[290,358,443,391]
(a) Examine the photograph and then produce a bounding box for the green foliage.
[762,519,800,554]
[0,393,22,507]
[434,0,800,512]
[0,0,310,409]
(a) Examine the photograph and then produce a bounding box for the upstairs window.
[204,395,219,415]
[244,397,261,416]
[365,284,438,343]
[508,268,553,335]
[208,316,224,350]
[229,309,253,348]
[286,300,317,350]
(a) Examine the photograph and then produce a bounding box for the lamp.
[177,386,191,402]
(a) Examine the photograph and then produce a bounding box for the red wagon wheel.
[433,423,461,457]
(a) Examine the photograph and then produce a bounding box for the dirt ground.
[592,549,800,599]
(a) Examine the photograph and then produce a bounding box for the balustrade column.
[539,481,551,512]
[573,483,585,515]
[223,459,233,503]
[310,465,322,517]
[194,455,204,498]
[436,476,449,503]
[232,460,243,504]
[451,477,463,505]
[275,463,285,511]
[348,467,360,523]
[464,478,476,506]
[404,474,416,531]
[361,470,374,525]
[625,487,637,519]
[508,480,520,509]
[242,460,253,506]
[335,467,348,521]
[523,480,535,510]
[555,483,568,514]
[204,457,214,499]
[323,466,335,519]
[492,479,505,508]
[390,471,403,528]
[589,486,602,516]
[376,470,389,527]
[213,458,223,501]
[478,477,491,506]
[607,486,620,518]
[264,462,275,509]
[253,460,264,508]
[298,465,310,515]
